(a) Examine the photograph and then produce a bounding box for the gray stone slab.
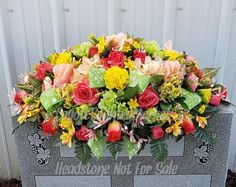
[134,175,211,187]
[13,105,233,187]
[35,176,111,187]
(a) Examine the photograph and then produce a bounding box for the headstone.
[13,105,233,187]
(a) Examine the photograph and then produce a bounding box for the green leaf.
[180,89,202,110]
[201,68,220,79]
[150,139,168,162]
[124,137,139,160]
[88,131,105,159]
[88,68,105,88]
[129,70,150,92]
[117,85,139,102]
[160,102,172,111]
[150,75,164,88]
[75,141,92,164]
[193,127,214,145]
[107,141,123,159]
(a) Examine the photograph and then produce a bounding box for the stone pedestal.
[13,106,233,187]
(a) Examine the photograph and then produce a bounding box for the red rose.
[102,51,124,68]
[89,46,98,57]
[138,86,160,109]
[75,125,92,141]
[209,94,221,106]
[182,115,196,135]
[41,118,59,135]
[133,50,146,63]
[73,81,99,105]
[151,126,164,139]
[36,62,53,80]
[107,121,122,143]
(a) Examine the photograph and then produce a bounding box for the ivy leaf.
[117,85,139,102]
[88,131,105,159]
[150,139,168,162]
[107,141,123,159]
[201,68,220,79]
[193,127,214,145]
[124,137,139,160]
[75,141,92,164]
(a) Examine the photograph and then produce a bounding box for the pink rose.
[151,126,164,139]
[73,81,99,105]
[133,50,146,63]
[53,64,74,87]
[138,86,160,109]
[102,51,124,68]
[36,62,53,80]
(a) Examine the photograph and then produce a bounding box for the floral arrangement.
[10,33,229,164]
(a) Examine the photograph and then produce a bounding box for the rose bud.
[89,46,98,57]
[41,118,59,135]
[182,115,196,135]
[138,86,160,109]
[185,72,199,92]
[133,50,146,63]
[107,121,122,143]
[209,94,221,106]
[151,126,164,139]
[36,62,53,80]
[75,125,92,141]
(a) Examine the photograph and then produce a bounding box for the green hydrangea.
[143,107,160,124]
[72,42,90,58]
[141,40,162,57]
[76,104,91,120]
[158,76,183,102]
[116,102,129,120]
[98,91,117,118]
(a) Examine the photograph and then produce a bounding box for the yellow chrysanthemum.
[166,121,182,136]
[59,117,75,135]
[124,59,136,70]
[163,50,181,61]
[60,132,73,148]
[104,66,129,90]
[132,41,140,49]
[128,98,139,110]
[96,36,106,54]
[48,52,58,65]
[196,116,209,129]
[55,52,72,64]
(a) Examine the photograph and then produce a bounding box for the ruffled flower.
[104,66,129,90]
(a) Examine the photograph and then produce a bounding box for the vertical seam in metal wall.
[17,0,31,70]
[213,0,234,83]
[34,0,45,59]
[73,0,80,43]
[146,0,152,39]
[0,3,13,178]
[162,0,177,46]
[91,0,96,35]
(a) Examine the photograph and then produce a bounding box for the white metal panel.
[0,0,236,178]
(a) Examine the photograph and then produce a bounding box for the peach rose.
[53,64,74,87]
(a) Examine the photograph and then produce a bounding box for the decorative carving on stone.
[28,125,51,166]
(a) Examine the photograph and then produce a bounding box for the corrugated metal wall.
[0,0,235,178]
